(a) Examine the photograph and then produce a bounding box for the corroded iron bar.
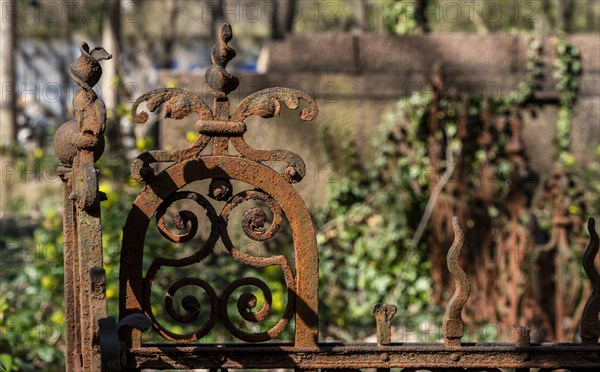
[124,344,600,369]
[443,217,471,348]
[581,218,600,344]
[57,165,79,371]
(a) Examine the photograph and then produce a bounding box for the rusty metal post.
[514,324,532,346]
[372,304,397,345]
[54,42,111,371]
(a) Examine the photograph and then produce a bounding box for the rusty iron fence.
[53,24,600,371]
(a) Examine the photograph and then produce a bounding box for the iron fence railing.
[54,24,600,371]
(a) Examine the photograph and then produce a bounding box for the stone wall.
[158,33,600,208]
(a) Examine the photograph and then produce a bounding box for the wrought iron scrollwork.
[221,190,283,242]
[141,185,296,343]
[231,87,319,122]
[220,276,294,342]
[155,191,218,244]
[119,23,319,347]
[52,22,600,372]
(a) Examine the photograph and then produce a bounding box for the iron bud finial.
[69,41,112,94]
[205,23,239,97]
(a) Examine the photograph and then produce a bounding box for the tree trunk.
[536,0,553,34]
[271,0,283,39]
[160,0,179,69]
[1,0,16,218]
[557,0,575,33]
[414,0,430,33]
[271,0,296,40]
[284,0,297,33]
[102,0,123,149]
[1,0,16,146]
[351,0,369,32]
[211,0,225,44]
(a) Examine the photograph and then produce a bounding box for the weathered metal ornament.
[55,24,600,371]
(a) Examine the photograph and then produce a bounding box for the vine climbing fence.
[53,24,600,371]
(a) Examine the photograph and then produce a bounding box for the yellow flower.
[569,205,580,215]
[186,131,198,144]
[99,181,112,195]
[41,275,56,290]
[106,288,117,299]
[99,182,114,208]
[50,311,65,324]
[136,137,147,151]
[33,148,44,158]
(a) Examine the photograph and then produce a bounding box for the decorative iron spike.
[443,217,471,348]
[581,217,600,345]
[205,23,239,97]
[372,303,397,345]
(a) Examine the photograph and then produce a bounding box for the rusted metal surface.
[372,304,397,345]
[54,41,112,371]
[443,217,470,348]
[119,23,319,350]
[581,218,600,344]
[542,169,589,342]
[514,324,532,346]
[55,24,600,371]
[124,343,600,369]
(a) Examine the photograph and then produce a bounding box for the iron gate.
[54,24,600,371]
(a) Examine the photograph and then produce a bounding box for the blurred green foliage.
[1,188,65,370]
[314,36,598,340]
[316,91,438,339]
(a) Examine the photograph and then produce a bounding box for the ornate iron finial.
[581,218,600,344]
[70,41,112,95]
[54,42,112,166]
[130,24,318,184]
[443,217,471,348]
[205,23,239,97]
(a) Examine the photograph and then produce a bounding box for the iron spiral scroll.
[119,24,319,347]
